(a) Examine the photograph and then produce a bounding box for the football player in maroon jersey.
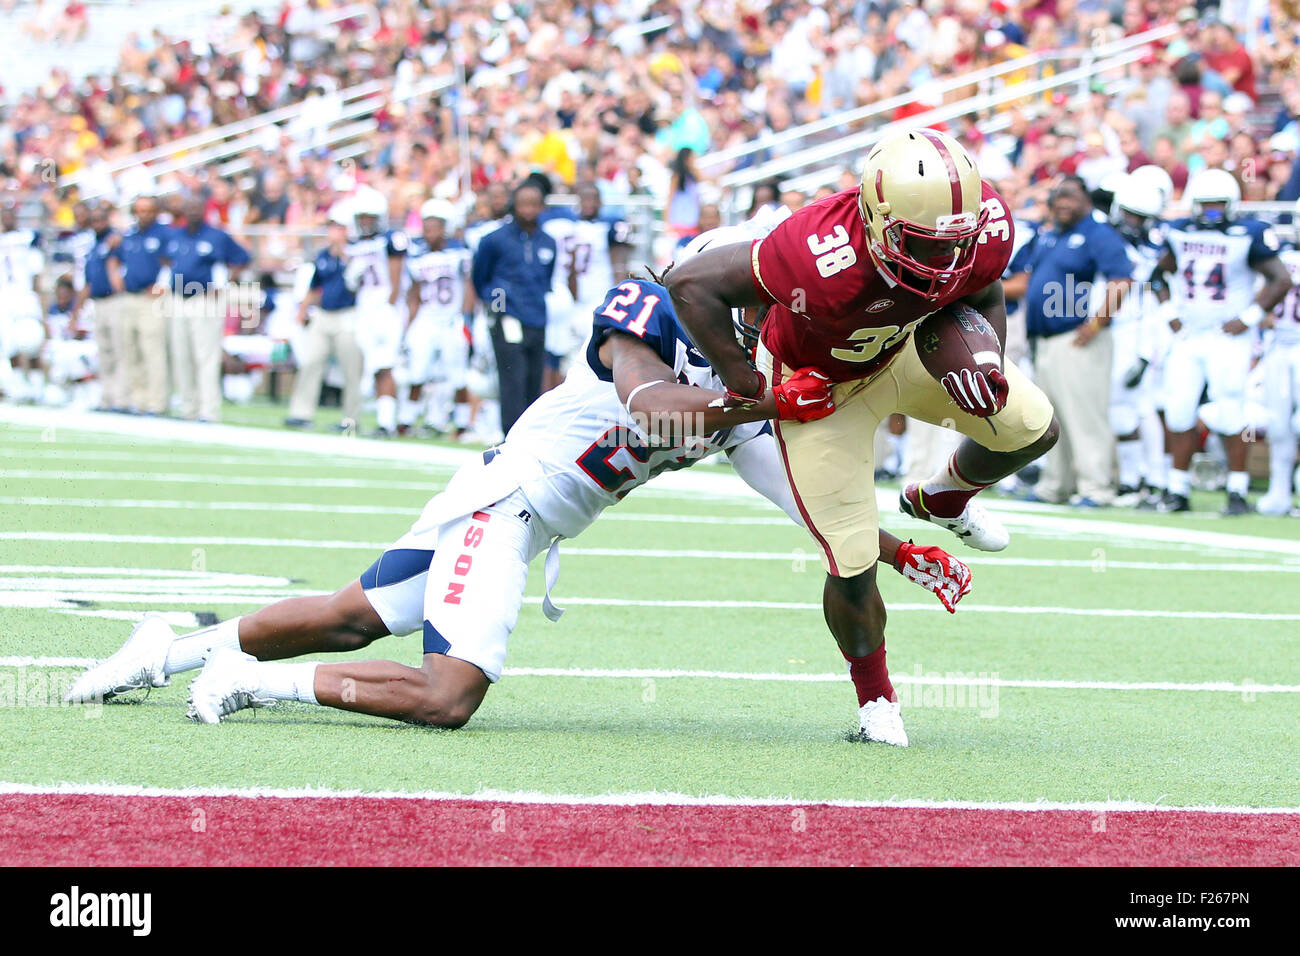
[668,128,1061,745]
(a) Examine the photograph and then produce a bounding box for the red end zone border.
[5,792,1298,866]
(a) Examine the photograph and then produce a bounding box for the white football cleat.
[186,648,276,724]
[900,484,1010,552]
[857,696,909,747]
[64,614,175,703]
[1257,493,1294,517]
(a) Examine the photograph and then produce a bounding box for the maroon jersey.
[751,181,1015,382]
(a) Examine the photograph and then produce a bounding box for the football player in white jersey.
[343,187,409,436]
[0,203,47,400]
[67,277,973,744]
[542,184,631,388]
[401,199,475,437]
[1107,172,1173,506]
[1258,199,1300,516]
[1152,169,1293,514]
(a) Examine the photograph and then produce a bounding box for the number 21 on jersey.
[601,281,659,337]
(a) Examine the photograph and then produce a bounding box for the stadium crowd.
[1,0,1299,509]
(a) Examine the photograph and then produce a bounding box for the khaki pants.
[288,307,363,424]
[1032,327,1116,504]
[758,333,1055,577]
[121,291,169,414]
[92,296,128,409]
[169,292,224,422]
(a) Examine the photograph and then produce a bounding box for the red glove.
[772,366,835,423]
[893,541,972,613]
[941,367,1009,418]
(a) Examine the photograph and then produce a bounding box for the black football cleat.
[1222,492,1252,516]
[1157,492,1191,513]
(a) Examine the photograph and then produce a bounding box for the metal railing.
[698,23,1177,176]
[717,43,1159,219]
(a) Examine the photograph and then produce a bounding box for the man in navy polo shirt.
[471,183,557,433]
[77,205,127,410]
[1006,176,1134,506]
[287,213,364,429]
[164,195,251,422]
[113,195,173,415]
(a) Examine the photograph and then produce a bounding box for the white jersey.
[347,230,407,304]
[0,228,44,299]
[1163,217,1280,331]
[1112,224,1165,327]
[543,216,628,305]
[464,217,504,254]
[1272,249,1300,348]
[407,242,471,320]
[505,278,767,538]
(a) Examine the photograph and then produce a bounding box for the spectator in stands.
[665,147,702,241]
[115,195,172,416]
[472,182,556,433]
[287,213,363,430]
[1004,177,1133,507]
[163,195,250,423]
[1202,18,1258,101]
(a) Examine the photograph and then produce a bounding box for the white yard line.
[3,656,1293,694]
[0,780,1291,814]
[0,447,442,470]
[0,469,447,489]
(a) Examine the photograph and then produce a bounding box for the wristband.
[1238,303,1266,329]
[724,369,767,408]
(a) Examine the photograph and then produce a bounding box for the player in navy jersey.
[1151,169,1293,514]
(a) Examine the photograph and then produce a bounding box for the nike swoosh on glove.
[941,367,1009,418]
[773,367,835,423]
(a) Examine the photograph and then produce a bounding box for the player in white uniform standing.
[1107,172,1172,505]
[0,204,47,400]
[1153,169,1293,514]
[345,187,409,437]
[401,199,475,437]
[68,267,973,743]
[1258,199,1300,516]
[542,184,631,388]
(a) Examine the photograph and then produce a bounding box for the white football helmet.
[858,128,988,299]
[1127,164,1175,210]
[419,198,457,224]
[350,186,388,235]
[1113,178,1165,220]
[1185,168,1240,225]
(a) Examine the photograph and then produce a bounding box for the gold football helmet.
[858,128,988,299]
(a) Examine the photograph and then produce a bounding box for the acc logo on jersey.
[866,298,894,313]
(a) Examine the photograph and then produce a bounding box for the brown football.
[914,303,1003,386]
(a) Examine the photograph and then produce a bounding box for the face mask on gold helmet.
[858,128,989,299]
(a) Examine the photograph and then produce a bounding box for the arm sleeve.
[224,233,252,267]
[307,260,323,290]
[1093,226,1135,280]
[471,233,498,302]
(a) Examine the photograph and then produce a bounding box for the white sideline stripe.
[0,780,1293,814]
[0,469,447,490]
[4,657,1295,694]
[6,530,1297,576]
[0,448,440,470]
[0,565,291,583]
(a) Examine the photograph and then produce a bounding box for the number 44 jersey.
[751,181,1015,383]
[505,278,769,538]
[1163,217,1280,332]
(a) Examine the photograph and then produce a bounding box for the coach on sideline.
[164,195,251,423]
[77,205,127,411]
[114,196,173,416]
[287,212,364,429]
[471,182,557,433]
[1004,176,1133,506]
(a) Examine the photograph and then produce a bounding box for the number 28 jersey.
[505,279,767,538]
[751,181,1015,383]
